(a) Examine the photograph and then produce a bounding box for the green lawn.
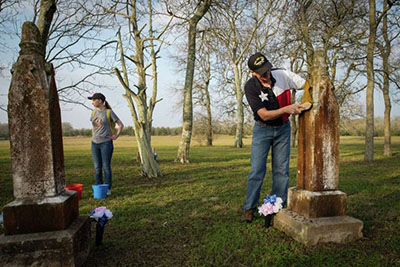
[0,136,399,266]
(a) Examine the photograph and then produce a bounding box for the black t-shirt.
[244,74,283,126]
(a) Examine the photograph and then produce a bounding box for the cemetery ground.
[0,135,399,266]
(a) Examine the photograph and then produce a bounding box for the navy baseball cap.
[88,93,105,102]
[248,52,273,75]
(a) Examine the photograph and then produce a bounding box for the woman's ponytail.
[104,101,112,109]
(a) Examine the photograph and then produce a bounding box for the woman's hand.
[108,135,119,140]
[108,120,124,141]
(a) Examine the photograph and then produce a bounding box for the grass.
[0,135,399,266]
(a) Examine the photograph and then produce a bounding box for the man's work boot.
[241,210,253,223]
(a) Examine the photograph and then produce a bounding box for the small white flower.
[273,203,283,213]
[93,210,105,218]
[105,210,113,219]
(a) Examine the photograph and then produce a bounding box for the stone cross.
[274,50,363,245]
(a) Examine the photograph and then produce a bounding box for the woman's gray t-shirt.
[90,109,120,144]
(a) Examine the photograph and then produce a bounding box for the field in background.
[58,134,400,146]
[0,135,399,266]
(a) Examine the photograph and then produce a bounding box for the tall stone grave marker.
[274,50,363,245]
[0,22,90,266]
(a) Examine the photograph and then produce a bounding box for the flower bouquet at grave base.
[258,194,283,228]
[90,206,113,246]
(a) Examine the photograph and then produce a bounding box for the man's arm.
[257,103,304,121]
[285,70,307,90]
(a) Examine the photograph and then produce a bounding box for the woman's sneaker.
[107,189,112,196]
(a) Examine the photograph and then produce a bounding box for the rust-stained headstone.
[273,50,363,245]
[7,21,65,199]
[297,50,340,191]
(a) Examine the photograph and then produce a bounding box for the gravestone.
[0,22,90,266]
[273,50,363,245]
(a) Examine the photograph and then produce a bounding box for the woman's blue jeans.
[91,140,114,189]
[243,120,291,210]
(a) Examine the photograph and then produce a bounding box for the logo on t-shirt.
[93,117,104,129]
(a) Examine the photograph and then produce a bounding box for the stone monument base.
[288,187,347,218]
[273,209,363,246]
[3,190,79,235]
[0,216,91,266]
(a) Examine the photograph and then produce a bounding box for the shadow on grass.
[1,140,400,266]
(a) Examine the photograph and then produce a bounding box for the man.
[242,52,307,223]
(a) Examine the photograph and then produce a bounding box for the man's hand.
[298,102,312,112]
[284,103,303,115]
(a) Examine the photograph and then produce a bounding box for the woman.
[88,93,124,196]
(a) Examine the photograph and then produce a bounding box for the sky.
[0,2,185,129]
[0,54,182,129]
[1,3,399,129]
[1,47,400,130]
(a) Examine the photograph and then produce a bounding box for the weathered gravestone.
[0,22,90,266]
[273,50,363,245]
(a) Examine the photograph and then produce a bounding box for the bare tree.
[206,0,275,148]
[193,32,215,146]
[109,0,172,177]
[365,0,377,162]
[375,0,400,156]
[167,26,216,147]
[365,0,397,162]
[0,0,20,50]
[1,0,116,110]
[169,0,212,163]
[287,42,306,147]
[0,0,20,83]
[44,0,114,106]
[279,1,370,116]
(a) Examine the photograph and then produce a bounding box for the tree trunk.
[205,100,213,146]
[233,64,243,148]
[381,0,391,157]
[37,0,56,56]
[134,121,161,177]
[114,1,162,177]
[204,73,213,146]
[365,0,376,162]
[299,1,314,70]
[176,22,196,163]
[383,93,391,156]
[147,0,158,145]
[290,89,297,147]
[176,0,211,163]
[234,94,244,148]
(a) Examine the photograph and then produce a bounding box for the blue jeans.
[243,120,291,210]
[91,140,114,189]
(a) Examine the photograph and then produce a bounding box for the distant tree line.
[340,117,400,137]
[1,119,400,140]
